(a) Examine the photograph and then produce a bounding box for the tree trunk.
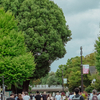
[11,80,30,93]
[11,84,16,93]
[22,80,30,92]
[11,84,22,93]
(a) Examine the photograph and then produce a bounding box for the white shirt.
[89,95,99,100]
[55,95,61,100]
[47,97,53,100]
[22,94,25,98]
[23,95,30,100]
[97,94,100,100]
[69,95,74,100]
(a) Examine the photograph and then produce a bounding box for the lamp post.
[0,76,5,100]
[62,68,64,92]
[80,46,83,92]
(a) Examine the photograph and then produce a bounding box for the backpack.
[92,96,98,100]
[72,95,81,100]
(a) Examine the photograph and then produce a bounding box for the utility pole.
[0,76,5,100]
[80,46,83,92]
[62,68,64,92]
[2,76,4,100]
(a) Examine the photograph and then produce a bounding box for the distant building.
[29,85,68,92]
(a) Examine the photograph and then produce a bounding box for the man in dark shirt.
[30,94,33,100]
[7,93,15,100]
[42,91,47,100]
[35,91,42,100]
[72,88,84,100]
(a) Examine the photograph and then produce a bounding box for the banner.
[63,78,67,84]
[83,65,89,74]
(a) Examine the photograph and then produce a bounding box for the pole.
[2,76,4,100]
[80,46,83,92]
[0,76,5,100]
[62,68,64,92]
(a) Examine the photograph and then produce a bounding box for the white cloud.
[52,0,100,15]
[50,0,100,72]
[66,9,100,39]
[74,38,95,55]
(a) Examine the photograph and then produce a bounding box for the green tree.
[0,0,71,90]
[92,36,100,91]
[90,73,100,91]
[0,8,35,93]
[65,56,91,91]
[46,72,61,86]
[55,65,67,85]
[40,74,49,85]
[84,53,96,66]
[95,36,100,73]
[85,85,93,93]
[30,79,41,87]
[39,72,61,86]
[56,53,96,91]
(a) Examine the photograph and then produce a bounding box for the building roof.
[29,85,68,92]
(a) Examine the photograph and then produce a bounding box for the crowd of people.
[6,91,62,100]
[68,88,100,100]
[5,88,100,100]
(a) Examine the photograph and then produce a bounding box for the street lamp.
[80,46,83,92]
[62,68,64,92]
[0,86,1,93]
[0,76,5,100]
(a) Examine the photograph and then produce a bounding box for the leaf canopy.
[0,0,72,78]
[0,8,35,86]
[56,53,95,91]
[95,37,100,73]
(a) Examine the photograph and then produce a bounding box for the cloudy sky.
[50,0,100,72]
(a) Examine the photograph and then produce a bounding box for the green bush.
[85,85,94,93]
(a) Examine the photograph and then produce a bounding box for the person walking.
[30,94,33,100]
[17,94,23,100]
[6,93,15,100]
[0,93,1,100]
[47,93,53,100]
[69,93,74,100]
[72,88,84,100]
[42,91,47,100]
[89,90,98,100]
[15,94,18,100]
[23,92,30,100]
[22,92,25,99]
[35,91,42,100]
[55,92,61,100]
[97,92,100,100]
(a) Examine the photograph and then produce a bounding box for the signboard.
[63,78,67,84]
[83,65,89,74]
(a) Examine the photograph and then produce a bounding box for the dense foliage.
[56,53,95,91]
[31,72,61,86]
[95,36,100,74]
[85,85,94,93]
[90,73,100,90]
[46,72,61,86]
[40,74,49,85]
[0,0,72,78]
[30,79,41,86]
[0,8,35,88]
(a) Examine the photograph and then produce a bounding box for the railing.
[30,85,63,89]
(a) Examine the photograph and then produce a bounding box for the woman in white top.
[47,93,53,100]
